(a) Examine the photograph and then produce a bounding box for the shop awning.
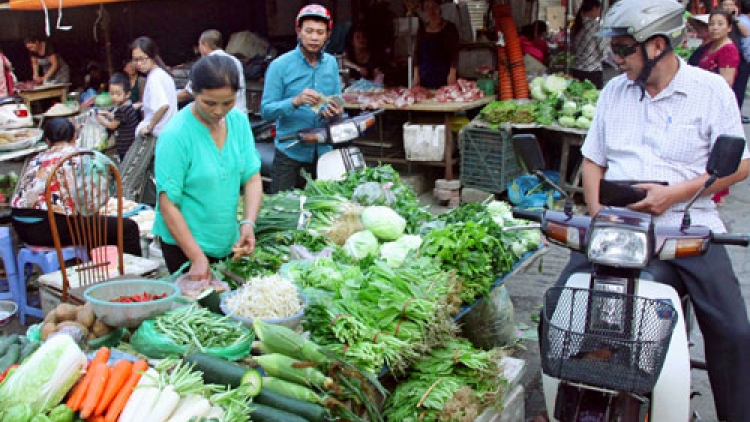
[8,0,142,10]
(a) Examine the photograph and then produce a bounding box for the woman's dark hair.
[109,72,131,92]
[344,24,367,59]
[23,35,46,44]
[43,118,75,145]
[521,20,548,39]
[571,0,601,41]
[710,9,734,26]
[189,54,239,93]
[130,36,169,71]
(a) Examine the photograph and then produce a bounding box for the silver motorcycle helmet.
[598,0,687,48]
[598,0,686,98]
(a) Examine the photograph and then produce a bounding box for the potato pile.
[41,302,113,341]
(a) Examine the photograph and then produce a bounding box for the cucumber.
[183,352,250,387]
[240,368,262,397]
[255,389,329,422]
[249,403,310,422]
[18,340,39,363]
[0,334,19,356]
[0,343,20,372]
[87,327,127,349]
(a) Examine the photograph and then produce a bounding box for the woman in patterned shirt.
[10,118,142,255]
[570,0,607,88]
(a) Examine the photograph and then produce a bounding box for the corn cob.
[253,353,335,391]
[253,319,329,365]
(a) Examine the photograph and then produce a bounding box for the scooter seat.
[0,96,24,106]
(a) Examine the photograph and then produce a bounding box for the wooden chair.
[45,151,124,302]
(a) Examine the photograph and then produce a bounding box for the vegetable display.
[480,74,601,129]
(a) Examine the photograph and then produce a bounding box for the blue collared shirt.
[260,45,342,163]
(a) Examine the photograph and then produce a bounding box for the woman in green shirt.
[152,54,263,277]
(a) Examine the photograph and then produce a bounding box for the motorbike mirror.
[682,134,746,229]
[706,135,746,178]
[512,134,547,173]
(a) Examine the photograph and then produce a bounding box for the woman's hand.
[412,72,421,87]
[232,224,256,260]
[188,255,211,281]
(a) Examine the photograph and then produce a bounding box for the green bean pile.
[153,305,252,351]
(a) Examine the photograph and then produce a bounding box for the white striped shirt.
[581,58,748,232]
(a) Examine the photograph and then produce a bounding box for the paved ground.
[504,121,750,422]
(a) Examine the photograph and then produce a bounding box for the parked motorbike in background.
[0,97,32,129]
[510,134,748,421]
[258,109,382,189]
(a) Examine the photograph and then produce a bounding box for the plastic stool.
[0,227,22,322]
[16,244,84,324]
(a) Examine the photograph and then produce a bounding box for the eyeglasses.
[610,43,639,58]
[131,56,150,64]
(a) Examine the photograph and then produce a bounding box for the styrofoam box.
[403,122,446,162]
[474,385,525,422]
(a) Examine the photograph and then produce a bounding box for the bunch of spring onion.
[252,319,387,422]
[255,191,354,237]
[383,338,507,422]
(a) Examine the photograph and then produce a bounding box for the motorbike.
[0,96,33,129]
[259,109,382,187]
[509,133,748,422]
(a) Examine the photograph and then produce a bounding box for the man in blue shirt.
[261,4,343,193]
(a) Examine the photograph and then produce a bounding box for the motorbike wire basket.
[540,286,678,394]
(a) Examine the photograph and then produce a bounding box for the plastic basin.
[83,279,180,328]
[0,300,17,326]
[220,291,307,331]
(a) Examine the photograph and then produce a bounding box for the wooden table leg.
[444,112,453,180]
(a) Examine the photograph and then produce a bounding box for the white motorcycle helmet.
[598,0,687,97]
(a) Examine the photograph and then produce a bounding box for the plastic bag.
[129,318,253,361]
[507,171,561,209]
[459,285,516,349]
[352,181,395,206]
[289,245,335,261]
[77,110,108,151]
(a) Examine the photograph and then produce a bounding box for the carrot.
[66,347,111,411]
[79,361,110,419]
[93,359,133,416]
[104,360,149,422]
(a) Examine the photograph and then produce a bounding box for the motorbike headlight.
[329,122,359,144]
[587,227,649,268]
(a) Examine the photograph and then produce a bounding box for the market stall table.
[16,83,71,113]
[345,95,495,180]
[542,124,587,195]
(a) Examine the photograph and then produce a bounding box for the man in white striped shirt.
[558,0,750,420]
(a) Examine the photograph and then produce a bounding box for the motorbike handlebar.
[277,133,298,142]
[512,208,543,222]
[712,233,750,247]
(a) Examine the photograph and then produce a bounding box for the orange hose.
[497,46,514,101]
[497,14,530,99]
